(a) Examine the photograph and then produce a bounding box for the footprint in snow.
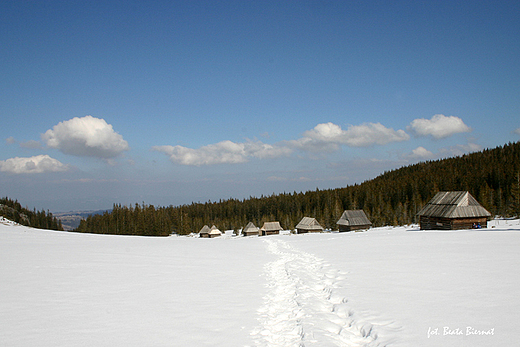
[250,237,400,347]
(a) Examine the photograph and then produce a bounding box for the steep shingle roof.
[199,225,211,235]
[260,221,282,231]
[295,217,323,231]
[336,210,372,227]
[209,225,222,236]
[243,222,259,233]
[417,191,491,218]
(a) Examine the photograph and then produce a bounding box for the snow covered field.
[1,218,519,346]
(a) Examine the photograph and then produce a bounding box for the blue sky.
[1,0,519,212]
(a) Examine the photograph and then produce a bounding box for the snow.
[1,218,519,346]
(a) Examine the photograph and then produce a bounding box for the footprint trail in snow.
[251,237,399,347]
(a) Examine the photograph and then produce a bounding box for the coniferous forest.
[0,197,63,231]
[72,141,520,236]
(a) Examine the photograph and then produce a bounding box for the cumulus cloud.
[154,121,410,166]
[153,141,247,166]
[245,141,293,159]
[407,114,471,139]
[42,115,129,158]
[152,140,292,166]
[0,155,70,174]
[286,135,341,154]
[289,122,409,152]
[341,122,410,146]
[408,146,435,160]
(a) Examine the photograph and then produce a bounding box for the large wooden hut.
[199,225,211,238]
[336,210,372,232]
[417,191,491,230]
[242,222,259,236]
[295,217,323,233]
[260,221,282,236]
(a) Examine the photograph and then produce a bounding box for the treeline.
[0,197,63,231]
[75,141,520,236]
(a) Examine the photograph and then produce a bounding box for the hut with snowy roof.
[295,217,323,233]
[208,225,222,238]
[242,222,259,236]
[199,225,211,238]
[259,221,283,236]
[417,191,491,230]
[336,210,372,232]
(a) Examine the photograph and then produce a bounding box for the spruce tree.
[509,171,520,217]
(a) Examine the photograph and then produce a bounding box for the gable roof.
[336,210,372,226]
[295,217,323,231]
[209,225,221,235]
[199,225,211,234]
[260,221,282,231]
[243,222,259,233]
[417,191,491,218]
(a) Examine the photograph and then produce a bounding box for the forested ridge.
[74,141,520,236]
[0,197,63,231]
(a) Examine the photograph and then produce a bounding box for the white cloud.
[42,116,129,158]
[6,137,16,145]
[341,122,410,146]
[244,141,293,159]
[153,141,247,166]
[407,114,471,139]
[290,122,409,152]
[286,135,341,154]
[0,155,70,174]
[154,121,410,166]
[152,140,291,166]
[514,128,520,135]
[408,146,435,160]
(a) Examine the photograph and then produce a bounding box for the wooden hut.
[295,217,323,233]
[417,191,491,230]
[208,225,222,238]
[199,225,211,238]
[260,221,283,236]
[336,210,372,232]
[242,222,259,236]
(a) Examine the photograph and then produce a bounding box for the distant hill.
[74,141,520,236]
[54,210,111,231]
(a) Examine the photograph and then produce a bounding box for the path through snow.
[251,237,400,346]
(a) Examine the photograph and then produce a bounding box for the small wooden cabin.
[242,222,259,236]
[208,225,222,238]
[417,191,491,230]
[295,217,323,233]
[199,225,211,238]
[260,221,282,236]
[336,210,372,232]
